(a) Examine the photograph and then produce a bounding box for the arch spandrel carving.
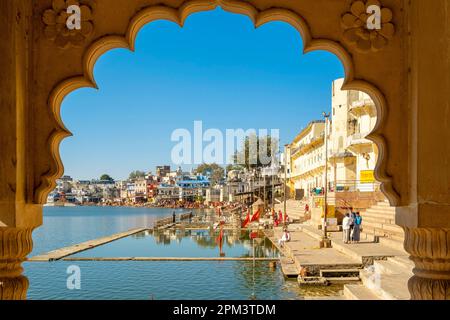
[31,0,406,207]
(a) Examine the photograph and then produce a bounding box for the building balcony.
[349,99,376,116]
[291,134,325,160]
[346,132,372,149]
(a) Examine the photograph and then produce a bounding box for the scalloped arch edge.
[37,0,400,206]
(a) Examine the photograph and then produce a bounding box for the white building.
[329,78,379,192]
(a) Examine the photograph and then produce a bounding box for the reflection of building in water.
[131,232,146,239]
[154,231,172,245]
[226,230,239,245]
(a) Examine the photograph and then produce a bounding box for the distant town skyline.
[60,8,344,180]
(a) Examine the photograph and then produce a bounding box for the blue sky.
[60,8,344,180]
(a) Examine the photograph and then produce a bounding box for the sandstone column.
[403,228,450,299]
[0,228,33,300]
[396,0,450,300]
[0,0,42,300]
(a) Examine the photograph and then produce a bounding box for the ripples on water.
[24,207,344,300]
[25,261,290,300]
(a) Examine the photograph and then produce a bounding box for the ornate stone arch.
[5,0,450,301]
[35,0,401,207]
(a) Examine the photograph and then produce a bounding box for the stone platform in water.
[28,227,148,261]
[61,257,279,262]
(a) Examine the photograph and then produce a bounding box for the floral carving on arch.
[341,0,395,52]
[36,0,400,206]
[42,0,95,48]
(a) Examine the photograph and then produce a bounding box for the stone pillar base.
[0,227,34,300]
[404,227,450,300]
[0,275,29,300]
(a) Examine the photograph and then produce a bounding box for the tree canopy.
[129,170,146,180]
[100,174,114,181]
[194,163,224,185]
[232,134,279,170]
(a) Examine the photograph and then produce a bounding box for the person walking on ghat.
[351,212,362,243]
[342,213,352,244]
[347,207,356,243]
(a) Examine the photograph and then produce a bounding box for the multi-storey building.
[287,78,380,202]
[289,120,326,199]
[156,165,171,178]
[329,78,378,192]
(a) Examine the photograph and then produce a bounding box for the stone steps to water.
[360,269,411,300]
[320,268,361,278]
[358,201,404,251]
[361,215,395,224]
[347,256,413,300]
[280,257,299,278]
[387,256,413,269]
[362,209,395,220]
[343,255,414,300]
[378,236,404,251]
[361,222,404,236]
[344,284,380,300]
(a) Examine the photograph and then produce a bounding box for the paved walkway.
[269,227,362,276]
[269,222,409,278]
[300,225,408,266]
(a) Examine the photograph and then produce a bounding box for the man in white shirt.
[342,213,352,244]
[278,229,291,247]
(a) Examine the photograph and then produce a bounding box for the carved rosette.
[42,0,95,48]
[341,0,395,52]
[404,227,450,300]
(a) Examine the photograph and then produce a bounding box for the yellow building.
[288,78,380,201]
[289,120,326,200]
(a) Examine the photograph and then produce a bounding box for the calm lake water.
[70,229,279,258]
[23,207,343,300]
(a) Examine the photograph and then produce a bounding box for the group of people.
[272,209,288,227]
[342,208,363,244]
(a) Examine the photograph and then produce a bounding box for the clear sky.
[60,8,344,181]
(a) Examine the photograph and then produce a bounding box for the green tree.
[100,174,114,181]
[226,164,244,172]
[232,134,279,170]
[194,163,224,185]
[129,170,146,180]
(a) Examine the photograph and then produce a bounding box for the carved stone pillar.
[0,0,40,300]
[394,0,450,300]
[0,227,34,300]
[403,227,450,300]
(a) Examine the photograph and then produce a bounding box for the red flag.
[241,211,250,228]
[250,209,260,223]
[216,227,224,256]
[216,227,224,244]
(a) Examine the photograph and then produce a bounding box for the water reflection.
[108,229,279,259]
